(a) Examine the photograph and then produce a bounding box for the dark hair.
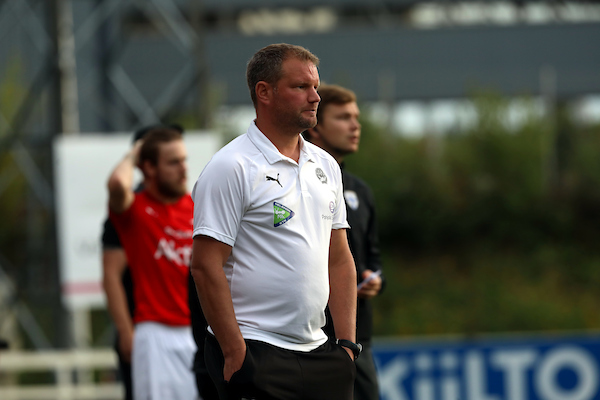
[246,43,319,107]
[133,123,184,143]
[139,128,183,167]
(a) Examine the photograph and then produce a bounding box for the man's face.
[314,101,361,160]
[271,57,321,131]
[153,139,188,199]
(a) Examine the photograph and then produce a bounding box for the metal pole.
[55,0,80,134]
[49,0,71,349]
[190,0,211,129]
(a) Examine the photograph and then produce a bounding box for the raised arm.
[107,141,142,214]
[190,235,245,381]
[328,228,358,357]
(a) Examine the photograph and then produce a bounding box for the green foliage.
[346,95,600,336]
[0,56,28,264]
[0,56,26,137]
[372,248,600,336]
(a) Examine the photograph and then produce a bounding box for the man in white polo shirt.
[191,43,359,400]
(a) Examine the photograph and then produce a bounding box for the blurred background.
[1,0,600,399]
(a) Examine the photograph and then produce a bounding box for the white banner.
[53,131,221,310]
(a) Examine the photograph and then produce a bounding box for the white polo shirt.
[192,121,349,351]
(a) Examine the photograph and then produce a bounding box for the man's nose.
[309,88,320,103]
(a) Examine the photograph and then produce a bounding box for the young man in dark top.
[304,84,385,400]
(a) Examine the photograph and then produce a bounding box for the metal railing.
[0,349,122,400]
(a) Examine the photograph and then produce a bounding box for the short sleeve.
[101,217,122,249]
[191,155,247,246]
[331,162,349,230]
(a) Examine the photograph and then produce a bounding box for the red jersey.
[110,191,193,326]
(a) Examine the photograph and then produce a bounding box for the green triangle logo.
[273,202,294,227]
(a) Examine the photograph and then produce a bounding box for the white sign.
[53,131,221,310]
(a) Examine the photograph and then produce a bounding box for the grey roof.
[203,23,600,104]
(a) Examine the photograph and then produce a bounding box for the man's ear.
[255,81,272,105]
[141,159,156,179]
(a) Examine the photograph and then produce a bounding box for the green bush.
[346,95,600,336]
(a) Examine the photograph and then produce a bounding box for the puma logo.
[266,173,282,187]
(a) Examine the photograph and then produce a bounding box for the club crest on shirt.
[344,190,359,210]
[315,168,327,184]
[273,202,294,227]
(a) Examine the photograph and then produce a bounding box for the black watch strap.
[336,339,363,360]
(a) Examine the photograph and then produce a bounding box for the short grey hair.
[246,43,320,107]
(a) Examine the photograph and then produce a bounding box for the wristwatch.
[336,339,362,360]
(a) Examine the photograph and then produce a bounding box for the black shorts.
[205,333,356,400]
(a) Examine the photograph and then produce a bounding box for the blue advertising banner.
[373,333,600,400]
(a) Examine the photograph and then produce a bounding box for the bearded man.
[107,127,197,400]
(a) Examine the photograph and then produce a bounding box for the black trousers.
[195,350,221,400]
[114,336,133,400]
[354,344,379,400]
[205,334,356,400]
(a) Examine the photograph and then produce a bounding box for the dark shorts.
[205,334,356,400]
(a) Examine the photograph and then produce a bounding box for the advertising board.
[53,132,220,310]
[374,333,600,400]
